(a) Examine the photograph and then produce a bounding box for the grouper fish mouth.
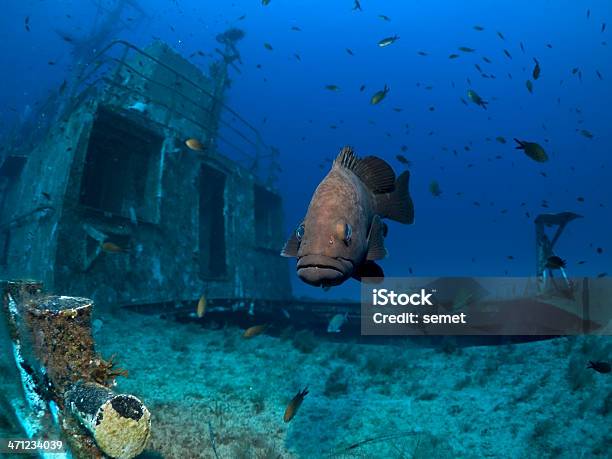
[281,146,415,288]
[296,254,355,287]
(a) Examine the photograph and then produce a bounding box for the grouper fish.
[281,146,414,287]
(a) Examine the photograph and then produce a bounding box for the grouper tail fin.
[374,171,414,224]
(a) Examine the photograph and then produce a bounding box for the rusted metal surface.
[1,280,151,458]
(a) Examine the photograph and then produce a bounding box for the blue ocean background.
[3,0,610,301]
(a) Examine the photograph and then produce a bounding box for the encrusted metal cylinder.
[65,382,151,459]
[23,296,98,397]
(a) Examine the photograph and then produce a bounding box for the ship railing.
[10,40,280,188]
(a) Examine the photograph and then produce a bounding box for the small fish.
[196,294,207,318]
[587,361,611,373]
[378,35,399,48]
[359,84,366,92]
[473,25,484,31]
[429,180,442,197]
[520,42,525,53]
[262,0,271,5]
[503,49,512,59]
[101,241,124,253]
[378,14,391,21]
[325,84,340,91]
[185,138,205,151]
[458,46,475,53]
[370,84,390,105]
[346,48,354,56]
[327,312,348,333]
[514,139,548,162]
[58,80,67,94]
[495,136,506,144]
[497,31,505,40]
[291,26,301,31]
[602,23,607,33]
[482,56,492,63]
[596,70,603,80]
[545,256,566,269]
[242,324,268,339]
[448,53,460,59]
[417,51,428,56]
[579,129,593,139]
[284,387,308,422]
[25,16,30,32]
[353,0,362,12]
[532,58,541,80]
[264,42,273,50]
[467,89,488,109]
[526,79,533,93]
[396,154,410,165]
[293,53,301,61]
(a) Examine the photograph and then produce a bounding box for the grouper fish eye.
[295,223,305,241]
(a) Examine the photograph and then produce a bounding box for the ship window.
[199,164,226,278]
[79,108,163,223]
[254,185,282,248]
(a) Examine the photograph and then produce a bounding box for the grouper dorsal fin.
[374,170,415,224]
[366,215,387,260]
[335,146,396,193]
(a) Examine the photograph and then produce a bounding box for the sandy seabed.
[92,308,611,459]
[1,306,610,459]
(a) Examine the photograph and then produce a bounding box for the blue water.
[5,0,609,300]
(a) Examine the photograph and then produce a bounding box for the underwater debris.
[283,387,308,422]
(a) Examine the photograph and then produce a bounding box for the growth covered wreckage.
[0,39,291,310]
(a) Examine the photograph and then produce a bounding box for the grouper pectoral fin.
[374,170,414,224]
[335,146,396,193]
[366,215,387,260]
[280,233,299,257]
[352,261,384,283]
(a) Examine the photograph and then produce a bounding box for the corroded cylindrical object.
[65,381,151,459]
[23,296,99,397]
